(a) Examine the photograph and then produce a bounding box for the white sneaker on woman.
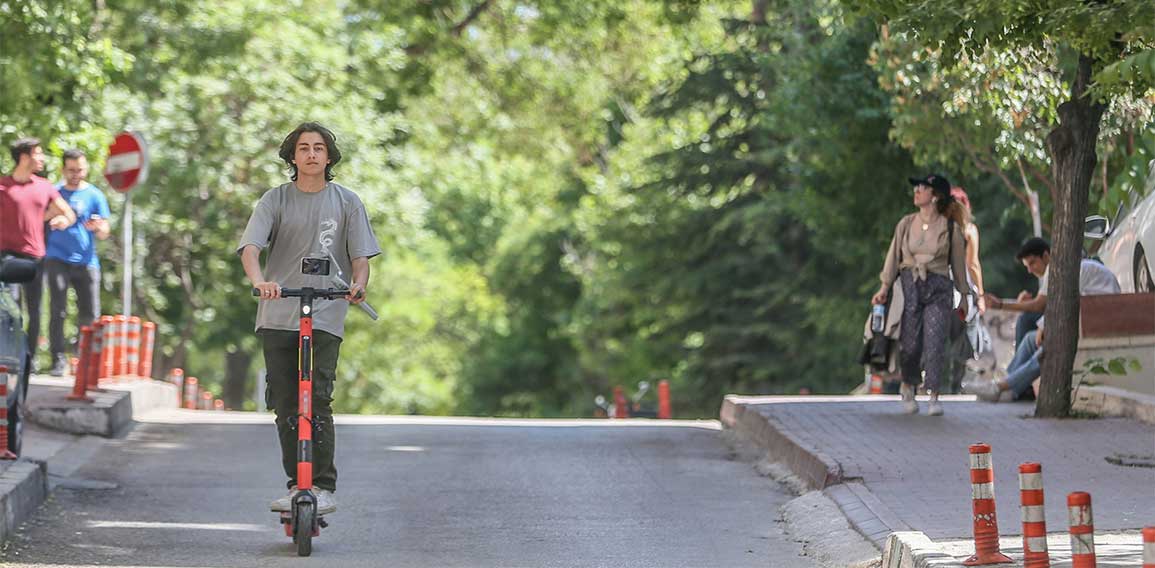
[900,383,919,414]
[927,391,943,416]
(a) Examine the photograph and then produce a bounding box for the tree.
[849,0,1155,416]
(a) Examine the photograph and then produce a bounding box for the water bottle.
[871,304,886,334]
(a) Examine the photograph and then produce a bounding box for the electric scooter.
[252,284,348,556]
[253,255,377,556]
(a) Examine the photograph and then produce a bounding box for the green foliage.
[1074,356,1144,392]
[5,0,1151,418]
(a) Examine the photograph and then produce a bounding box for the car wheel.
[5,351,30,457]
[1137,247,1155,293]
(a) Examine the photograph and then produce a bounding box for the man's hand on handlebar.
[346,282,366,305]
[254,281,282,300]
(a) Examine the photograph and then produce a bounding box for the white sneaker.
[967,380,1003,402]
[270,485,298,512]
[900,384,919,414]
[314,489,337,515]
[927,391,943,416]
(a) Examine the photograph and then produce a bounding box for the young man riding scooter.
[237,122,381,515]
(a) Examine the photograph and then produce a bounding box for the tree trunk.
[223,348,254,411]
[752,0,768,24]
[1037,54,1105,418]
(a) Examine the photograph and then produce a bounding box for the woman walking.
[872,174,970,415]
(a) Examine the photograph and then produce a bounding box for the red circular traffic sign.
[104,132,149,193]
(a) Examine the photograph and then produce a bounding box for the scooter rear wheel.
[295,502,314,556]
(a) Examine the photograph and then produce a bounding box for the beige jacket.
[879,213,969,301]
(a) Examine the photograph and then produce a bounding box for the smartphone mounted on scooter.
[301,257,332,277]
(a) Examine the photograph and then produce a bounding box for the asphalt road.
[3,414,816,568]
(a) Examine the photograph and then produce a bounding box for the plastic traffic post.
[169,368,185,406]
[139,321,156,379]
[99,315,114,379]
[1142,526,1155,568]
[613,386,628,418]
[112,314,128,378]
[657,380,671,419]
[184,377,198,409]
[126,316,141,378]
[66,326,94,402]
[1018,463,1051,568]
[1067,492,1096,568]
[963,443,1013,565]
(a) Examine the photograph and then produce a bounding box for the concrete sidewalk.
[721,394,1155,566]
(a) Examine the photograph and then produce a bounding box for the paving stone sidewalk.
[725,395,1155,540]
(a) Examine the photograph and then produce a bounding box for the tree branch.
[1024,160,1058,199]
[957,135,1031,208]
[451,0,493,37]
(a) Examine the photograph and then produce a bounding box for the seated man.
[975,240,1120,401]
[984,238,1050,347]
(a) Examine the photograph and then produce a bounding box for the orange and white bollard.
[869,373,884,394]
[98,315,114,379]
[1067,492,1096,568]
[200,391,212,410]
[657,379,671,419]
[110,315,125,378]
[0,366,16,459]
[86,321,103,390]
[1142,526,1155,568]
[99,314,114,380]
[1018,463,1050,568]
[169,368,185,406]
[613,386,628,418]
[66,326,94,402]
[963,443,1013,565]
[183,377,199,409]
[125,316,141,378]
[213,399,224,411]
[139,322,156,379]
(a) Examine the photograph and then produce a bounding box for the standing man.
[44,149,111,376]
[237,122,381,515]
[0,138,78,365]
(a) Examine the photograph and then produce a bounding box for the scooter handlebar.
[251,287,350,299]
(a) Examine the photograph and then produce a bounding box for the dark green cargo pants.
[259,328,342,492]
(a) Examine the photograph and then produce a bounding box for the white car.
[1086,161,1155,293]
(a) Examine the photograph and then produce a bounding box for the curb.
[882,531,961,568]
[721,395,908,550]
[1072,385,1155,424]
[720,395,842,490]
[0,459,48,546]
[27,387,132,437]
[27,378,179,437]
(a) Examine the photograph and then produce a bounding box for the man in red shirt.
[1,138,77,361]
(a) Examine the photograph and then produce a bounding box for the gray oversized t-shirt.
[236,182,382,338]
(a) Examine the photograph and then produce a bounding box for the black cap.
[908,173,952,195]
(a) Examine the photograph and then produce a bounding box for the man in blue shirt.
[44,149,111,376]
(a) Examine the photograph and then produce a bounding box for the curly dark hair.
[278,122,341,181]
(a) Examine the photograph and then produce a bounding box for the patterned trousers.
[899,270,954,393]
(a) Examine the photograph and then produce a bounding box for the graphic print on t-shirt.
[318,218,337,256]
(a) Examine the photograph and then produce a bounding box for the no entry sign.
[104,131,149,193]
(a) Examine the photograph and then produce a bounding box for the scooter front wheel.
[295,502,314,556]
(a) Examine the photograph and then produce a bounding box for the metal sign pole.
[122,191,133,317]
